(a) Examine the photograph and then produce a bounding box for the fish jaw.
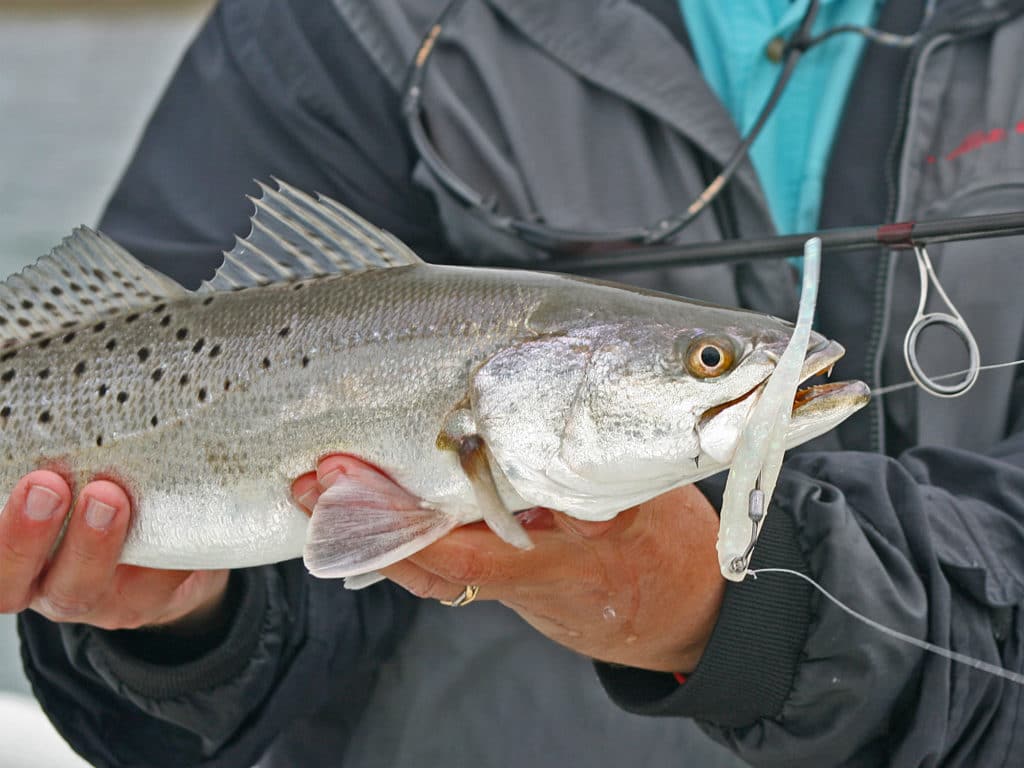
[696,339,870,465]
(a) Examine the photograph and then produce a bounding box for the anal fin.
[304,458,457,579]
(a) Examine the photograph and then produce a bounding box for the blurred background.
[0,1,211,764]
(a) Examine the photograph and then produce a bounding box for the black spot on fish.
[105,339,116,351]
[112,270,123,279]
[223,379,231,391]
[0,317,7,325]
[198,387,207,401]
[20,300,33,310]
[93,321,106,333]
[0,370,13,383]
[292,282,305,291]
[179,373,190,386]
[73,362,86,376]
[88,283,100,294]
[38,338,51,349]
[0,351,15,362]
[50,286,62,296]
[153,303,166,314]
[60,320,77,328]
[93,269,106,281]
[96,435,103,446]
[301,356,310,368]
[117,391,129,404]
[125,313,139,323]
[39,410,51,424]
[80,298,94,307]
[160,315,172,327]
[202,296,215,306]
[43,302,57,312]
[150,415,159,427]
[37,368,50,380]
[209,344,221,358]
[176,328,188,341]
[69,283,82,293]
[151,368,164,382]
[192,339,205,354]
[98,384,109,397]
[16,318,30,327]
[137,347,151,363]
[0,406,10,423]
[278,327,290,337]
[62,332,76,344]
[261,357,271,369]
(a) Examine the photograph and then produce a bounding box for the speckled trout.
[0,182,868,582]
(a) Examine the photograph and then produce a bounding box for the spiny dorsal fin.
[0,228,188,349]
[199,179,423,293]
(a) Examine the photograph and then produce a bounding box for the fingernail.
[319,469,341,489]
[296,488,319,511]
[84,498,117,531]
[25,485,62,521]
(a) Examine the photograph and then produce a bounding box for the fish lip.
[791,379,871,416]
[698,339,850,427]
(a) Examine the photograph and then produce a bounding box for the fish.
[0,181,869,583]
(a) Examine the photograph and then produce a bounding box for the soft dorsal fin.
[199,179,423,293]
[0,228,188,349]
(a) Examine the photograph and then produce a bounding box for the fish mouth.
[700,339,869,426]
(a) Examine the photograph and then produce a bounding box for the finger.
[407,523,562,589]
[110,566,227,630]
[33,480,130,622]
[0,471,71,614]
[104,565,195,629]
[380,559,484,604]
[552,511,621,539]
[291,472,319,515]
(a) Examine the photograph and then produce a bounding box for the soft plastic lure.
[717,238,821,581]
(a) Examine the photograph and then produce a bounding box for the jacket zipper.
[863,8,1016,453]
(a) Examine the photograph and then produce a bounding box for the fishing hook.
[729,475,766,574]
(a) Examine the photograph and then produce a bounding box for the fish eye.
[680,334,736,379]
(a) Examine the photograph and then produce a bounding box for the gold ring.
[440,584,480,607]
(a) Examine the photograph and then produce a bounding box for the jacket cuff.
[596,473,812,727]
[87,568,266,698]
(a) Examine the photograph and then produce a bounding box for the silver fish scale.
[0,264,549,569]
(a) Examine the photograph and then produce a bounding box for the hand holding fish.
[294,455,725,674]
[0,471,228,632]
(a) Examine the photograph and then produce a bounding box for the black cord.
[646,0,822,244]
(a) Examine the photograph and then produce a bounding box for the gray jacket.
[18,1,1024,766]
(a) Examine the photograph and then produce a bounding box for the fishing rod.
[552,210,1024,273]
[540,210,1024,399]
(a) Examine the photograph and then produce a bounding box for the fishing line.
[748,567,1024,686]
[869,358,1024,398]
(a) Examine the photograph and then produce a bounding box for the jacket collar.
[483,0,769,216]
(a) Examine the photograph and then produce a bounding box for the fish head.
[473,287,868,518]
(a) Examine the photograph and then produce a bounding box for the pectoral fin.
[457,435,534,551]
[343,571,386,590]
[304,458,458,579]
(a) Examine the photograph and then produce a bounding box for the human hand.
[0,471,229,633]
[293,455,725,674]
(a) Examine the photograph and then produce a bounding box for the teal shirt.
[679,0,882,235]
